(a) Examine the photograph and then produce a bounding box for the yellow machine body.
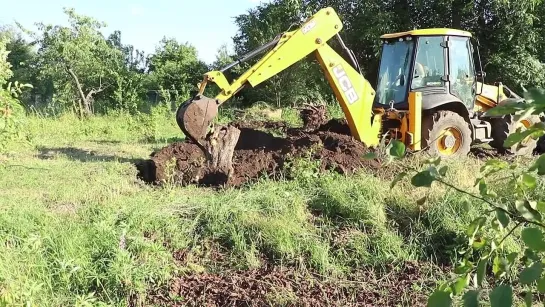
[191,7,384,147]
[178,6,535,157]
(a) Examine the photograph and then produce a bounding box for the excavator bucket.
[176,95,218,146]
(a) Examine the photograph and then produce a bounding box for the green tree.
[31,8,123,117]
[232,0,331,107]
[0,34,29,151]
[105,30,148,113]
[235,0,545,102]
[211,44,234,70]
[147,38,208,106]
[0,33,12,85]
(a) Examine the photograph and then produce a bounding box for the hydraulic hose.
[220,35,282,72]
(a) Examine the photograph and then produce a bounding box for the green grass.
[0,108,537,306]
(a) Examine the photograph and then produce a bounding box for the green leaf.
[496,209,510,229]
[473,237,486,249]
[516,200,542,221]
[476,259,487,287]
[463,290,479,307]
[521,173,537,190]
[438,282,451,292]
[411,170,436,187]
[484,103,525,116]
[520,262,543,285]
[525,88,545,104]
[439,165,448,176]
[390,172,407,189]
[467,217,487,238]
[489,285,512,307]
[506,252,518,265]
[537,277,545,293]
[493,256,508,278]
[478,179,488,197]
[504,129,540,148]
[455,260,474,274]
[525,248,540,261]
[537,201,545,212]
[362,152,377,160]
[426,157,442,166]
[524,291,533,307]
[388,140,406,159]
[427,290,452,307]
[530,154,545,176]
[491,218,502,232]
[451,274,469,295]
[521,228,545,251]
[480,159,508,176]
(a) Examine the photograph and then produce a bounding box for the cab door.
[447,36,476,110]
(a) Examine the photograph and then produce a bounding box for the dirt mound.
[136,109,379,187]
[147,262,439,307]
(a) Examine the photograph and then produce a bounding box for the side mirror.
[476,71,486,79]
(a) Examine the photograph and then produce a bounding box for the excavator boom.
[177,7,382,147]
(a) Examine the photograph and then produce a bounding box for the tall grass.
[0,111,537,305]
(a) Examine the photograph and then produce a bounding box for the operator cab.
[374,29,478,113]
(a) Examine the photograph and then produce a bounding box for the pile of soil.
[147,262,440,307]
[136,109,379,187]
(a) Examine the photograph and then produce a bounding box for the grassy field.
[0,105,537,306]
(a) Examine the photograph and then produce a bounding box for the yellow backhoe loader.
[176,6,540,158]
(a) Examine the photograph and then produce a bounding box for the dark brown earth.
[136,109,379,187]
[147,261,442,307]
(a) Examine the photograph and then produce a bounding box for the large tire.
[422,110,472,158]
[489,114,540,156]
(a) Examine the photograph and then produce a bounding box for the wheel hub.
[437,127,463,156]
[443,135,457,149]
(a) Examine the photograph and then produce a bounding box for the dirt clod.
[136,109,378,187]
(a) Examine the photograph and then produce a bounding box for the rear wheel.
[489,114,540,156]
[422,110,472,158]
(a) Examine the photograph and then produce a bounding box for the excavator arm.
[177,7,382,148]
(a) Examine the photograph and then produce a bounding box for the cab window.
[449,36,476,108]
[411,36,445,89]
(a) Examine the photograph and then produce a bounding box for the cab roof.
[380,28,472,39]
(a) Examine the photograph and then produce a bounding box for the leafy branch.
[387,88,545,307]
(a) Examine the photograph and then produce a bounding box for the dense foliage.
[2,0,545,112]
[230,0,545,105]
[0,31,29,151]
[1,9,208,116]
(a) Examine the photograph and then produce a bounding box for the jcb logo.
[333,65,358,105]
[301,20,316,34]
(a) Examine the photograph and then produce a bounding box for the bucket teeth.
[176,95,218,147]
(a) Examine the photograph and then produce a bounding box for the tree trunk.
[451,0,466,29]
[205,126,241,181]
[65,66,106,117]
[66,67,90,116]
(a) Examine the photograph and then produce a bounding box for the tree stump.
[299,103,327,131]
[200,125,241,185]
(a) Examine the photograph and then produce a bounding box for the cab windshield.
[375,38,415,106]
